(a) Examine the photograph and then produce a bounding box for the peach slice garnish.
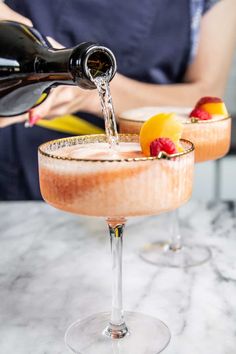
[139,113,183,157]
[196,97,228,117]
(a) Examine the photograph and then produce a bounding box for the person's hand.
[0,2,32,26]
[30,85,101,122]
[0,82,103,129]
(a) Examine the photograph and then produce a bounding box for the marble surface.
[0,201,236,354]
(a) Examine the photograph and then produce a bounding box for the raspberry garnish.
[189,108,212,120]
[150,137,177,157]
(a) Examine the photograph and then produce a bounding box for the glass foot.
[65,311,171,354]
[139,242,212,268]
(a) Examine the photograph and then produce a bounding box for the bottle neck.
[35,43,117,89]
[35,48,74,83]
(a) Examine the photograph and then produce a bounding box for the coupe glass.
[38,134,194,353]
[119,109,231,267]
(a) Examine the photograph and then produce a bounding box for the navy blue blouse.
[0,0,219,200]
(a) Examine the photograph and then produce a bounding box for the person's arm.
[184,0,236,97]
[109,0,236,115]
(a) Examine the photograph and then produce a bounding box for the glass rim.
[119,115,231,125]
[38,134,194,162]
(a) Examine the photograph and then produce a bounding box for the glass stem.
[105,217,128,339]
[168,210,182,251]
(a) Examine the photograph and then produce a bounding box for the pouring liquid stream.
[90,68,119,151]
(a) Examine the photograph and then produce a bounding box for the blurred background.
[193,49,236,200]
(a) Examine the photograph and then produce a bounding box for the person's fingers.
[10,11,33,27]
[31,87,69,119]
[0,3,33,26]
[30,94,55,119]
[0,114,28,128]
[44,90,100,119]
[30,86,98,121]
[46,36,64,49]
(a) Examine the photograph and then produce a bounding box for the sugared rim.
[38,134,194,162]
[119,115,231,125]
[180,115,231,124]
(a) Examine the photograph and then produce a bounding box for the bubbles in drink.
[54,142,143,160]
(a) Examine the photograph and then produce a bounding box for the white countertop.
[0,201,235,354]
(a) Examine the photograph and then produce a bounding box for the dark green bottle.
[0,21,117,116]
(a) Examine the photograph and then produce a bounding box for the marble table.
[0,201,236,354]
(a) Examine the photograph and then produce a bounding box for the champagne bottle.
[0,21,117,117]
